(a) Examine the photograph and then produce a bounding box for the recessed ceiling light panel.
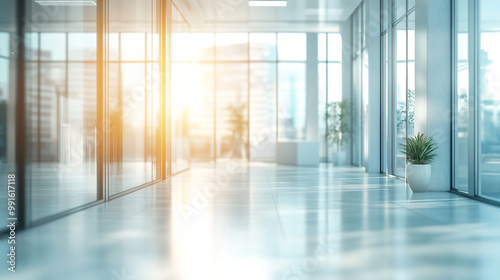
[35,0,97,6]
[249,1,287,7]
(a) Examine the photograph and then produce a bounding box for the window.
[453,0,500,202]
[278,63,306,141]
[278,33,306,61]
[216,33,248,61]
[394,19,407,177]
[380,0,415,178]
[250,63,276,160]
[216,63,248,159]
[250,33,276,61]
[107,0,162,194]
[68,33,97,61]
[454,0,470,193]
[478,0,500,200]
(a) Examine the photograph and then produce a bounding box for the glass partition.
[171,5,190,172]
[478,0,500,200]
[108,0,162,194]
[454,0,470,193]
[0,0,17,224]
[24,1,100,220]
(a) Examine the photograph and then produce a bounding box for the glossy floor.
[2,163,500,280]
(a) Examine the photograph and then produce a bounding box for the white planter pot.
[333,150,347,166]
[406,163,431,192]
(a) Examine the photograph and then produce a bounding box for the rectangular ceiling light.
[35,0,97,6]
[249,1,287,7]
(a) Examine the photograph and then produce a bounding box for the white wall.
[365,0,381,173]
[341,17,352,165]
[306,33,319,142]
[415,0,452,191]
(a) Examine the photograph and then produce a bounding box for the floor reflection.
[2,163,500,280]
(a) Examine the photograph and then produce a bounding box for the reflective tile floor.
[2,163,500,280]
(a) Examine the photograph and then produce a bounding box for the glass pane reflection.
[455,0,470,193]
[108,0,161,194]
[394,19,407,178]
[278,63,306,141]
[250,63,276,160]
[25,2,99,221]
[479,0,500,200]
[216,63,248,159]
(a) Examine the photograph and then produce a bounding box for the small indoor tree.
[226,103,247,158]
[326,100,351,152]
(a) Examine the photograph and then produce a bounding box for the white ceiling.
[176,0,362,32]
[0,0,362,33]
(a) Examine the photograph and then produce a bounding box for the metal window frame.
[378,0,414,179]
[5,0,181,233]
[449,0,500,207]
[187,31,322,162]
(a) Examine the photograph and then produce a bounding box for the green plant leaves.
[400,132,438,165]
[326,100,351,148]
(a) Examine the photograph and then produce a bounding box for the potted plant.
[326,100,351,165]
[226,103,247,158]
[400,132,438,192]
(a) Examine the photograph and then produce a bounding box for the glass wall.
[381,32,390,173]
[3,0,191,227]
[380,0,415,177]
[454,0,500,201]
[24,1,100,220]
[249,33,277,161]
[186,34,214,161]
[278,62,306,141]
[171,5,190,172]
[318,33,343,161]
[478,0,500,200]
[249,62,276,160]
[216,62,248,159]
[214,33,249,160]
[454,0,470,193]
[0,0,17,224]
[184,32,341,162]
[107,0,162,195]
[394,18,407,177]
[351,4,364,167]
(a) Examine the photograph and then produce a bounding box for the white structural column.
[415,0,452,191]
[341,17,352,165]
[365,0,381,173]
[306,33,319,142]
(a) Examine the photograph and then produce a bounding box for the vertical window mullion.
[468,0,477,196]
